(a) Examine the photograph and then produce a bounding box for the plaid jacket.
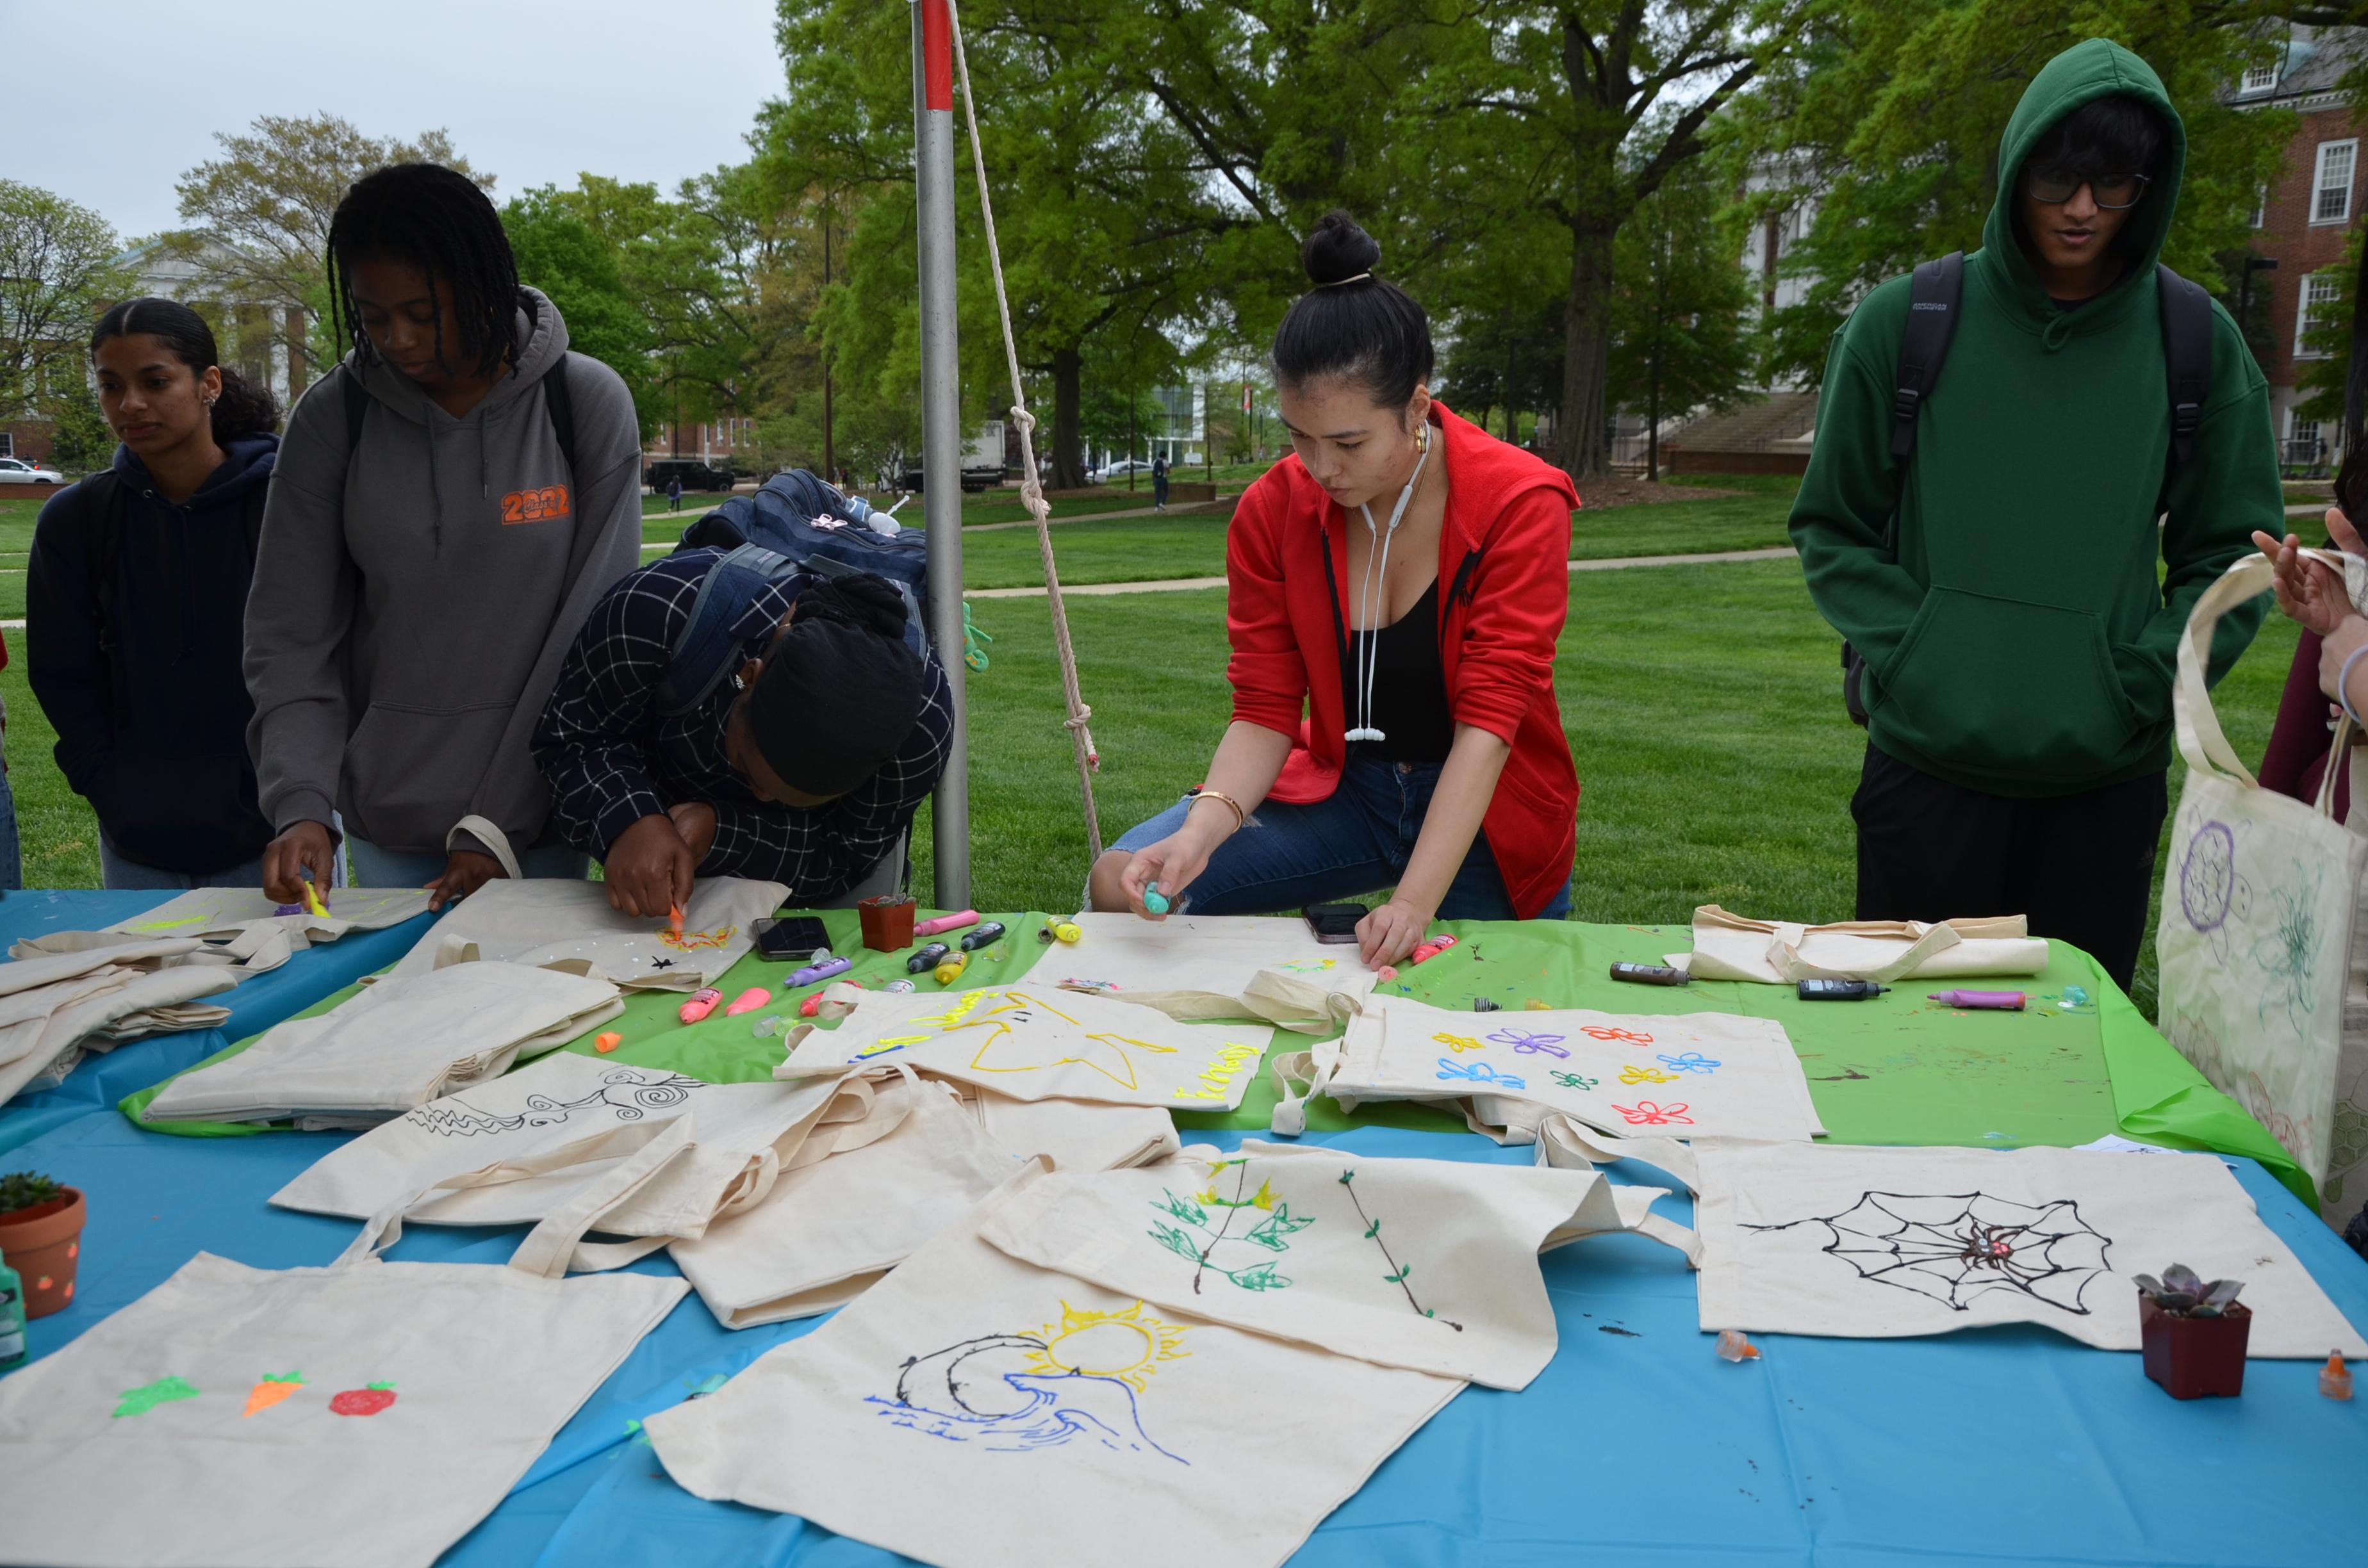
[532,548,950,900]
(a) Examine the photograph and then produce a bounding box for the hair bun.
[1301,211,1381,287]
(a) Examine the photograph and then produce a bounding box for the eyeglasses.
[2023,168,2151,211]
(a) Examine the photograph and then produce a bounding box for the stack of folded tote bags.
[0,1140,691,1568]
[646,1145,1695,1568]
[1269,994,1826,1145]
[140,958,625,1128]
[13,886,433,979]
[0,941,238,1106]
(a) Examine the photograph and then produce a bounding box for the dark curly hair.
[327,162,522,382]
[90,297,281,443]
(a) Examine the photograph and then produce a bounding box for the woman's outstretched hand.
[1118,828,1219,919]
[1358,897,1435,969]
[2253,523,2354,637]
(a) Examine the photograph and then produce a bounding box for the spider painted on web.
[1744,1191,2112,1315]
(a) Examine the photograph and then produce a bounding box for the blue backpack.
[654,470,930,719]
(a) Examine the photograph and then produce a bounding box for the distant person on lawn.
[1788,39,2280,993]
[27,298,279,890]
[1151,453,1169,511]
[669,475,683,512]
[1090,212,1579,967]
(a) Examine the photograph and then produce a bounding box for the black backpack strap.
[542,355,579,478]
[2157,263,2214,469]
[1891,251,1965,462]
[342,368,368,455]
[654,544,798,717]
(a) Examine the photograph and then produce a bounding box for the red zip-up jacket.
[1224,402,1579,918]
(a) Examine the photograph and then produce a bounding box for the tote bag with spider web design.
[2155,552,2368,1225]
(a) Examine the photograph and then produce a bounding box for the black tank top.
[1347,578,1454,762]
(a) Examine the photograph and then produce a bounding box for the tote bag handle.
[2175,550,2345,788]
[336,1115,696,1275]
[447,814,525,883]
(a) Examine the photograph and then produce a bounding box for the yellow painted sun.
[1024,1300,1191,1391]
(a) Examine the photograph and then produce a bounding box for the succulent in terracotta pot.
[0,1170,87,1319]
[2136,1262,2251,1399]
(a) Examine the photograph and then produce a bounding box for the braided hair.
[326,163,522,382]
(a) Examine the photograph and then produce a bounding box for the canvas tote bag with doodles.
[646,1164,1465,1568]
[780,983,1274,1110]
[141,960,624,1127]
[1536,1125,2367,1358]
[384,875,787,992]
[1270,995,1824,1144]
[1051,912,1381,1031]
[669,1071,1026,1327]
[0,1158,687,1568]
[1676,906,2048,984]
[2155,550,2368,1223]
[270,1050,868,1246]
[976,1139,1696,1391]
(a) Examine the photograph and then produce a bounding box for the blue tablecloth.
[0,890,435,1156]
[4,1089,2365,1565]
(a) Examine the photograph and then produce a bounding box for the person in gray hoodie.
[246,163,644,909]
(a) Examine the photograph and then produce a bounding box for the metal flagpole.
[913,0,969,908]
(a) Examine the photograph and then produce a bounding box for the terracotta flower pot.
[0,1187,86,1319]
[2140,1294,2251,1399]
[859,895,917,952]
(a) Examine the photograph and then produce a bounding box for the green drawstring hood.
[1788,37,2281,799]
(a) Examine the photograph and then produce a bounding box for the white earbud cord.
[1344,427,1431,744]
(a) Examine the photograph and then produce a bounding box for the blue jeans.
[98,834,263,892]
[345,837,590,888]
[1111,753,1572,921]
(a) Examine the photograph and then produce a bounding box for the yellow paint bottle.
[934,950,970,986]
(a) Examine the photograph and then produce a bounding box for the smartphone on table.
[1303,902,1367,945]
[753,915,831,961]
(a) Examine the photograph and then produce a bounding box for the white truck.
[894,421,1008,493]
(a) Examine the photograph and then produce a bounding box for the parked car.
[1094,459,1155,483]
[0,457,64,486]
[644,459,736,493]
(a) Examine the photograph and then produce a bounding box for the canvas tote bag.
[976,1139,1695,1390]
[1270,995,1825,1144]
[1676,905,2049,984]
[1051,912,1381,1031]
[141,960,624,1127]
[960,1086,1181,1172]
[383,874,787,992]
[668,1070,1028,1327]
[2155,550,2368,1224]
[270,1050,872,1245]
[0,1146,689,1568]
[1535,1124,2367,1357]
[0,961,236,1107]
[646,1163,1465,1568]
[10,888,433,980]
[780,983,1274,1110]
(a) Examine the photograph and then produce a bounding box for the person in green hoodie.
[1788,39,2280,992]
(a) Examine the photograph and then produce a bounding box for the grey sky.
[0,0,787,242]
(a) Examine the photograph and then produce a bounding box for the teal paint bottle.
[0,1248,26,1371]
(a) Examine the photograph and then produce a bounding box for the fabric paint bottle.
[677,987,724,1024]
[1927,990,2026,1011]
[907,942,951,974]
[958,922,1007,952]
[0,1250,26,1371]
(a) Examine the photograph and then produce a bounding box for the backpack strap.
[541,355,579,478]
[1891,252,1964,462]
[342,368,368,455]
[2156,263,2214,469]
[653,544,799,718]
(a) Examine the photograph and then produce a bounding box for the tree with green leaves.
[1744,1,2294,388]
[0,181,130,457]
[167,114,490,374]
[1607,157,1757,478]
[502,189,661,436]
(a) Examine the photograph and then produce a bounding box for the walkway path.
[967,545,1798,600]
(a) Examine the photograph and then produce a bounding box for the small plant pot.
[2140,1295,2251,1399]
[859,895,917,952]
[0,1186,86,1319]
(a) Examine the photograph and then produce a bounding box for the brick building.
[2232,24,2367,471]
[645,417,757,475]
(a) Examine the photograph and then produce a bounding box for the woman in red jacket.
[1089,214,1579,967]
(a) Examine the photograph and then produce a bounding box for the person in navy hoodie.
[27,298,281,888]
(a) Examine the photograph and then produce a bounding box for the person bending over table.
[532,555,952,915]
[1089,212,1580,967]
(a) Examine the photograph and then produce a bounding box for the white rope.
[944,0,1105,861]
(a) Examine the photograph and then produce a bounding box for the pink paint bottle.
[677,987,723,1024]
[914,910,981,939]
[723,986,773,1017]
